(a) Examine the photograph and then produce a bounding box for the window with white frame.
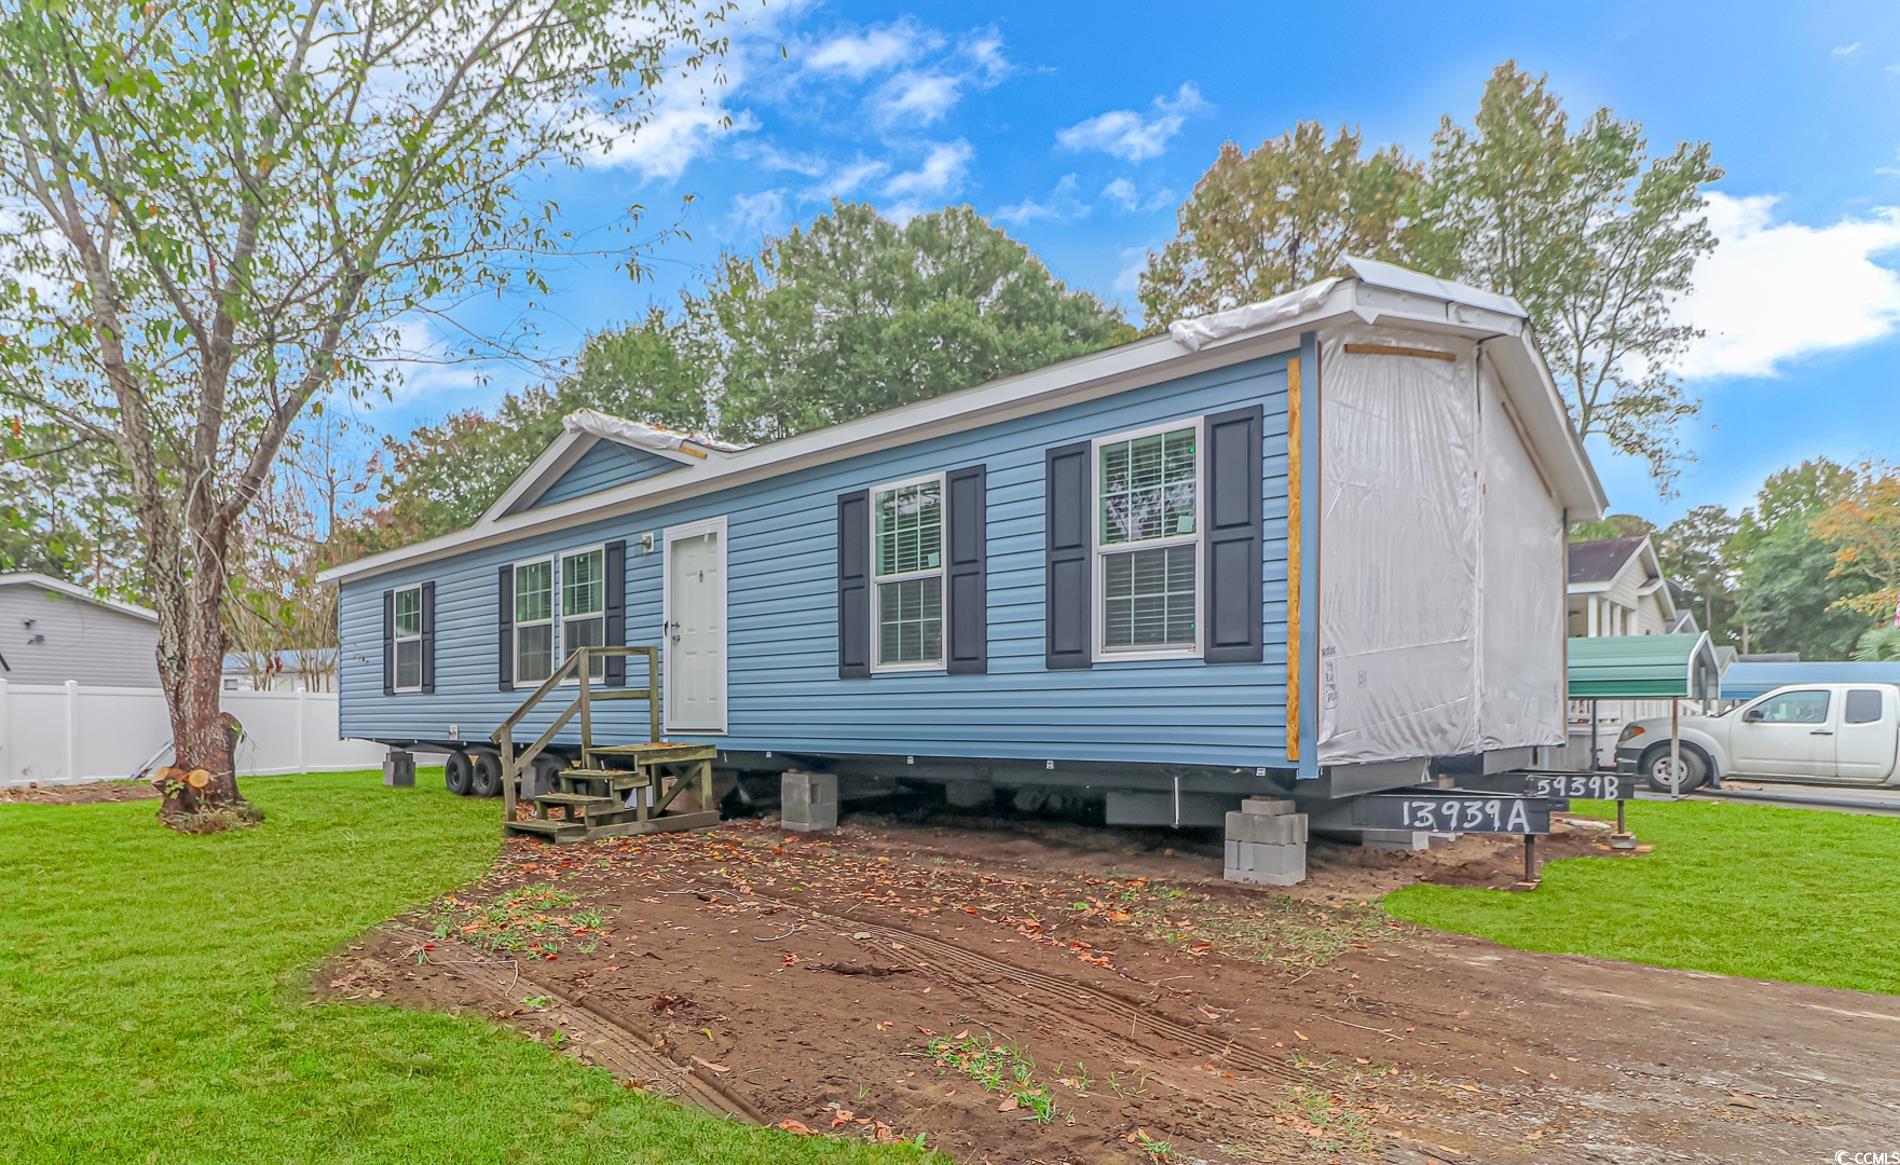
[393,583,425,690]
[514,558,554,685]
[561,546,606,679]
[871,474,945,670]
[1095,420,1202,657]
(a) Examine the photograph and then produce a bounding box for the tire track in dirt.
[637,870,1307,1146]
[667,876,1299,1081]
[384,925,765,1124]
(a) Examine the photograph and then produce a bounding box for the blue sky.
[382,0,1900,528]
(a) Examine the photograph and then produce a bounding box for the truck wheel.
[469,751,504,798]
[1642,745,1707,793]
[444,750,474,796]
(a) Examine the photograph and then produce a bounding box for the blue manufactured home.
[322,260,1606,823]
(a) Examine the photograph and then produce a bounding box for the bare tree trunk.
[151,550,254,828]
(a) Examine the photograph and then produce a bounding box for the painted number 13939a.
[1398,798,1532,834]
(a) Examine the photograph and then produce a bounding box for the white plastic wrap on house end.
[1166,278,1341,351]
[562,409,747,455]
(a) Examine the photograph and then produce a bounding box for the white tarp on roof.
[562,408,748,454]
[1166,278,1341,352]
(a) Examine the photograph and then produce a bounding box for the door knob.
[1810,729,1834,736]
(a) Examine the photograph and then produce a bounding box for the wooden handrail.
[494,645,662,827]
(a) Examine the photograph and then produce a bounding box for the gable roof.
[1567,632,1722,700]
[485,409,743,520]
[0,572,157,622]
[1567,536,1646,584]
[321,260,1608,585]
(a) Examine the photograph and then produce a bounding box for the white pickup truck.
[1615,683,1900,790]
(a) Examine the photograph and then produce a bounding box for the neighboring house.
[1566,536,1687,638]
[318,259,1606,811]
[0,573,160,686]
[221,649,339,693]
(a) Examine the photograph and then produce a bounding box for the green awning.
[1566,632,1722,700]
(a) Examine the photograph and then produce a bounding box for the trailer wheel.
[1641,744,1708,793]
[526,753,565,799]
[444,750,474,796]
[469,750,504,798]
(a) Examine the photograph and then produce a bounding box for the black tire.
[527,753,565,799]
[444,750,474,796]
[1642,744,1708,793]
[469,750,504,798]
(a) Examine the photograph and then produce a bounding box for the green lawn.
[0,771,933,1164]
[1385,798,1900,995]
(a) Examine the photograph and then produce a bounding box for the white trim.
[1090,416,1206,663]
[661,515,729,734]
[320,271,1607,586]
[867,471,948,674]
[484,430,715,523]
[390,583,425,693]
[511,554,555,689]
[0,573,157,622]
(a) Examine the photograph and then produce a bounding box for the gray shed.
[0,573,160,686]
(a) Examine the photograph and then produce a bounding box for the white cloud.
[1101,177,1176,214]
[594,99,759,182]
[803,20,939,80]
[383,317,491,402]
[1112,243,1155,297]
[803,157,891,203]
[873,70,962,128]
[882,140,973,201]
[1832,41,1864,57]
[1056,82,1207,162]
[729,189,790,237]
[995,174,1089,226]
[1675,192,1900,379]
[961,28,1011,86]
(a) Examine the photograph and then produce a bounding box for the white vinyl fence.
[0,679,386,787]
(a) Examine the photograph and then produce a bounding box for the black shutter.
[419,581,437,693]
[1204,405,1264,663]
[603,539,627,686]
[496,565,514,691]
[837,489,871,678]
[946,464,988,674]
[381,589,395,695]
[1045,441,1092,669]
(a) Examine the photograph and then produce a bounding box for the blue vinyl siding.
[530,439,683,507]
[340,352,1294,768]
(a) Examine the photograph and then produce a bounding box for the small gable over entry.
[531,439,685,508]
[488,410,734,519]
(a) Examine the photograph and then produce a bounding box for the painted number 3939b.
[1399,797,1532,834]
[1526,774,1624,800]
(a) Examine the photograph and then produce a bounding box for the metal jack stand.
[1610,797,1637,851]
[1511,834,1541,891]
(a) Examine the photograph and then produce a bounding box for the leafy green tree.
[1728,458,1857,561]
[1734,522,1872,660]
[0,421,140,589]
[707,203,1133,442]
[1137,122,1425,324]
[1418,63,1722,490]
[1856,627,1900,662]
[1657,505,1739,642]
[1568,513,1656,542]
[0,0,730,825]
[378,313,711,539]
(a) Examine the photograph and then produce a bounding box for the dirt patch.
[0,780,158,805]
[323,813,1900,1163]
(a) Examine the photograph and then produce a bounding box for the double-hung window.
[392,584,424,691]
[514,557,554,685]
[871,474,945,671]
[1094,419,1203,659]
[561,546,606,679]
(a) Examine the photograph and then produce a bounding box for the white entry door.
[663,517,728,734]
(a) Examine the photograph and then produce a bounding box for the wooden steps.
[503,739,722,845]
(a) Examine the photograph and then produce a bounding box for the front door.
[1729,688,1835,779]
[663,518,728,734]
